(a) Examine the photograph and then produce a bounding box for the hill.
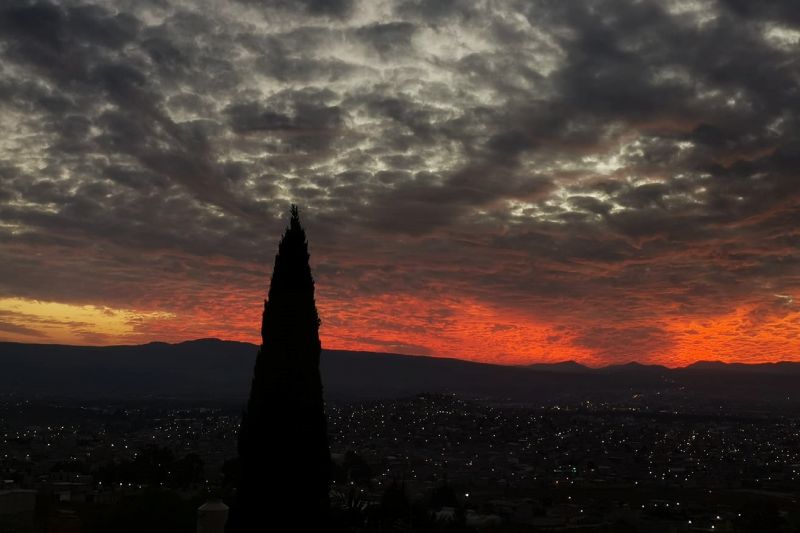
[0,340,798,407]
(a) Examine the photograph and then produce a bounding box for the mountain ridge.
[1,339,799,404]
[5,338,796,371]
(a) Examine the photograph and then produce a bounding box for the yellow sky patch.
[0,297,174,345]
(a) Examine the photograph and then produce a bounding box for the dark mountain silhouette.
[1,339,800,406]
[598,361,670,375]
[525,360,591,373]
[226,206,330,531]
[685,360,800,374]
[0,338,255,398]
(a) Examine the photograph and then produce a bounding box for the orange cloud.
[665,301,800,366]
[3,289,800,368]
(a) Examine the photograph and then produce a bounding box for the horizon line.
[1,337,797,371]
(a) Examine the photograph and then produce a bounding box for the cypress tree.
[227,205,331,531]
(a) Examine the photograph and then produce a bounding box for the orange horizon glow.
[2,294,799,368]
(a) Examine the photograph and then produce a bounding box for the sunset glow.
[3,288,800,368]
[0,297,174,346]
[2,0,800,367]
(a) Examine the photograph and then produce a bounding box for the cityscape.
[2,392,799,531]
[3,0,800,531]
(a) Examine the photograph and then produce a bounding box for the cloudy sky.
[1,0,799,366]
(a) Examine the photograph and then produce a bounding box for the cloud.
[0,318,47,339]
[1,0,800,364]
[238,0,354,19]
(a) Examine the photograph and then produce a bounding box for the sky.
[1,0,799,367]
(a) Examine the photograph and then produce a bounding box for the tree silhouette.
[226,205,331,531]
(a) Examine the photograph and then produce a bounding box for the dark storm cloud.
[2,0,800,362]
[720,0,800,23]
[225,99,344,153]
[354,21,417,57]
[394,0,476,22]
[238,0,354,18]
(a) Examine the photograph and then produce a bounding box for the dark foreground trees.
[226,206,331,531]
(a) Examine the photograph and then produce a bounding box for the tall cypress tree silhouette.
[227,205,330,531]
